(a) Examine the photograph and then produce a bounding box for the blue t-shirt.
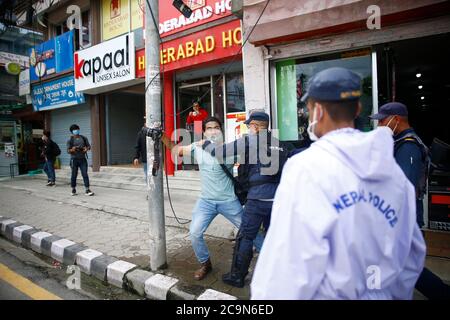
[191,143,236,202]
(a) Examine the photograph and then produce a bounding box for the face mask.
[385,116,398,136]
[307,106,321,141]
[72,130,80,135]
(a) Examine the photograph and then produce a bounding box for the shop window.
[226,73,245,113]
[275,49,373,142]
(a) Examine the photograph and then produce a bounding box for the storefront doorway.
[176,77,211,170]
[374,33,450,146]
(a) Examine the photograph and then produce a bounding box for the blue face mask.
[72,130,80,135]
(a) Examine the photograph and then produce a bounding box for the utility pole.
[145,0,167,270]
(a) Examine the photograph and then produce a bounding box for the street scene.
[1,0,450,303]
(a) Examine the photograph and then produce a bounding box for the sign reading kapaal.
[74,32,136,94]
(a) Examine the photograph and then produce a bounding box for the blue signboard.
[29,30,74,81]
[31,75,85,111]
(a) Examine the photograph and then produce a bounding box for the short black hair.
[43,130,51,138]
[310,98,359,122]
[202,117,222,132]
[69,124,80,132]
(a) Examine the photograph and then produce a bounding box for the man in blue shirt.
[371,102,450,300]
[161,117,262,281]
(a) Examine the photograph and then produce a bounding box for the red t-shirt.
[186,108,208,124]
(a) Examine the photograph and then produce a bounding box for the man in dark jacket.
[372,102,450,300]
[201,111,289,287]
[133,118,148,186]
[67,124,94,196]
[41,130,58,186]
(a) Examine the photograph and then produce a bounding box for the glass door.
[176,78,212,170]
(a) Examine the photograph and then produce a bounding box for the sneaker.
[71,189,77,196]
[46,182,53,186]
[85,189,94,196]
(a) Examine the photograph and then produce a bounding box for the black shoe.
[222,272,245,288]
[46,181,53,186]
[71,189,77,196]
[85,189,94,196]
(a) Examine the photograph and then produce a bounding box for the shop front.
[74,31,144,167]
[241,0,450,230]
[137,13,245,173]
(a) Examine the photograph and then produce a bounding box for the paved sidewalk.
[0,177,254,299]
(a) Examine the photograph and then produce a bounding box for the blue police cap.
[369,102,408,120]
[301,67,362,103]
[244,111,270,124]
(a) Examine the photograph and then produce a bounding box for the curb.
[0,216,237,300]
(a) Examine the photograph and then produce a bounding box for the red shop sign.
[159,0,232,38]
[136,19,241,76]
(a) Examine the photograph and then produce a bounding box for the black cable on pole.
[144,0,271,225]
[146,0,190,225]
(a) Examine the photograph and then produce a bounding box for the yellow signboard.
[102,0,129,40]
[131,0,144,31]
[102,0,144,41]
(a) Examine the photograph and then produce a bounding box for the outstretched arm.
[161,133,192,157]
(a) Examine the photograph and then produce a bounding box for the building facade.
[240,0,450,229]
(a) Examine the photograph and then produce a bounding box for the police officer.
[201,111,289,288]
[371,102,450,300]
[251,67,426,299]
[370,102,428,227]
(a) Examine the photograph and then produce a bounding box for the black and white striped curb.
[0,216,237,300]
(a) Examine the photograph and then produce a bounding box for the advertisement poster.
[4,143,15,158]
[31,75,85,111]
[226,112,247,143]
[29,30,75,81]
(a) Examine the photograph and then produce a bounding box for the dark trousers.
[416,267,450,300]
[70,158,90,189]
[43,159,55,182]
[232,200,272,276]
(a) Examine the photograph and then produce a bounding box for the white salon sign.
[74,32,135,93]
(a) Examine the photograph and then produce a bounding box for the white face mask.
[385,116,398,136]
[307,106,322,141]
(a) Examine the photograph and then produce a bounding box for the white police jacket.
[251,127,426,300]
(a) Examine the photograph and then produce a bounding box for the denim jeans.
[190,198,264,264]
[43,159,55,182]
[143,162,148,186]
[70,158,90,189]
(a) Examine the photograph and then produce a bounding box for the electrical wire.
[146,0,189,225]
[145,0,272,118]
[144,0,271,225]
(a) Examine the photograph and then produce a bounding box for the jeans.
[143,162,148,186]
[190,198,264,264]
[43,159,55,182]
[70,158,90,189]
[234,200,272,275]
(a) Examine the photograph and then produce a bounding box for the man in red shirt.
[186,102,208,130]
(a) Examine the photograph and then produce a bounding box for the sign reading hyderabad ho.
[74,32,136,94]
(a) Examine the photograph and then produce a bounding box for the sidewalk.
[0,176,254,299]
[1,176,449,300]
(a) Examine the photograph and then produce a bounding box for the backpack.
[394,132,431,200]
[52,141,61,157]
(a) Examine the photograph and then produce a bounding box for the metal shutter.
[51,103,92,167]
[107,93,144,165]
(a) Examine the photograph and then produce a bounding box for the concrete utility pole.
[145,0,167,270]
